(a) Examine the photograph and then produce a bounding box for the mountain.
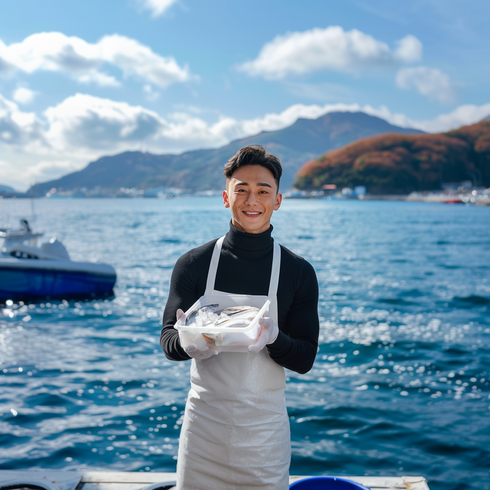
[294,120,490,194]
[28,112,424,196]
[0,184,16,194]
[0,184,25,197]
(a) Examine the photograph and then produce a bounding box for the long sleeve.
[160,241,215,361]
[267,257,319,374]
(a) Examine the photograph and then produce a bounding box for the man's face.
[223,165,282,234]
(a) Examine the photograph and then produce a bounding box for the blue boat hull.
[0,266,116,300]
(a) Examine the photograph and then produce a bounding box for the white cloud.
[238,26,422,79]
[3,91,490,154]
[40,95,328,154]
[0,32,191,88]
[44,93,166,151]
[0,93,44,147]
[401,103,490,133]
[394,35,423,63]
[0,160,19,188]
[396,66,455,104]
[0,159,79,186]
[12,87,36,104]
[26,160,81,182]
[98,35,191,87]
[0,159,82,191]
[138,0,178,17]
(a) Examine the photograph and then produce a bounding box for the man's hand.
[248,315,279,353]
[175,309,219,359]
[175,308,186,326]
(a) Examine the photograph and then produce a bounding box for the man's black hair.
[223,145,282,190]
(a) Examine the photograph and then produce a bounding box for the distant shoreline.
[2,192,490,206]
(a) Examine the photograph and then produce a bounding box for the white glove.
[175,309,219,360]
[248,315,279,353]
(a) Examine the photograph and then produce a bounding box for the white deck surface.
[0,469,430,489]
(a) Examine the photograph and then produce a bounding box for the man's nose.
[245,193,258,205]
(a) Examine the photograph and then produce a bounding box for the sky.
[1,0,490,191]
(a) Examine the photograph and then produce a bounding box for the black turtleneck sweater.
[160,224,319,374]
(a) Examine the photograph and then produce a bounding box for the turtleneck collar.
[223,221,274,257]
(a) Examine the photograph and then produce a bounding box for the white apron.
[176,236,290,490]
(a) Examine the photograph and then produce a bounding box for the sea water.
[0,197,489,490]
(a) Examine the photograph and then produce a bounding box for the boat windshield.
[0,220,43,251]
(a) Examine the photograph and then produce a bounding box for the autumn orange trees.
[294,121,490,194]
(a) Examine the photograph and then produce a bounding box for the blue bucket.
[289,476,371,489]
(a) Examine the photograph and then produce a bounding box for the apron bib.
[176,236,290,490]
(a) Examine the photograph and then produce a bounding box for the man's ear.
[223,189,230,208]
[274,192,282,211]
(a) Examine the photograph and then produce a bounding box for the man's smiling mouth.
[243,211,261,216]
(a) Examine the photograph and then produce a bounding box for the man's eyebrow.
[235,181,273,188]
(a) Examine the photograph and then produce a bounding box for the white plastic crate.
[175,293,271,352]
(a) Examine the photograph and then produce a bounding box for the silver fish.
[214,306,260,327]
[201,306,260,346]
[186,304,219,326]
[185,304,261,346]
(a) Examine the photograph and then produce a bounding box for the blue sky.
[1,0,490,190]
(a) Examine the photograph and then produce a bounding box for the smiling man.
[161,145,319,490]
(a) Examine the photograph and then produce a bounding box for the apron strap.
[205,235,281,301]
[268,240,281,298]
[267,240,281,324]
[205,236,225,295]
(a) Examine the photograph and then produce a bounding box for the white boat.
[0,220,116,301]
